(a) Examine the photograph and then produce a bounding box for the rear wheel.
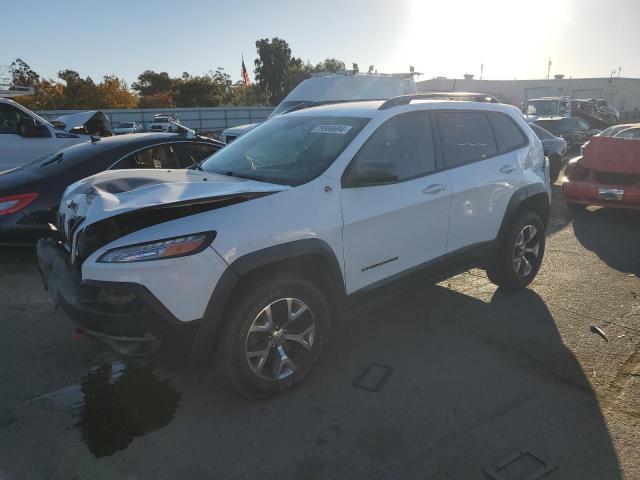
[219,273,330,399]
[487,212,545,290]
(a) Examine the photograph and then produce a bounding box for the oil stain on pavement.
[75,362,181,457]
[14,361,182,458]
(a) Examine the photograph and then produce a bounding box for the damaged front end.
[38,169,285,357]
[56,169,285,264]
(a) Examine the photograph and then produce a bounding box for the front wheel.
[219,273,330,399]
[486,212,545,290]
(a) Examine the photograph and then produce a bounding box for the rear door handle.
[499,165,516,174]
[423,183,447,195]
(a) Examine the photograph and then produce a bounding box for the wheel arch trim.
[188,238,344,367]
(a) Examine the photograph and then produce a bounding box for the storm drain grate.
[353,364,394,392]
[485,450,556,480]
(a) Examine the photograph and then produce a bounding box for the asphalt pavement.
[0,181,639,479]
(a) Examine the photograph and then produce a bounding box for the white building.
[417,77,640,118]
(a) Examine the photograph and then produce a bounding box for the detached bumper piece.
[36,238,198,357]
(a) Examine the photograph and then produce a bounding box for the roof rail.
[378,92,501,110]
[281,98,386,115]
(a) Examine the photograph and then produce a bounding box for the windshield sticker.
[311,124,353,135]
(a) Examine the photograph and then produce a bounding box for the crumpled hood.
[59,169,287,253]
[51,111,111,135]
[581,137,640,174]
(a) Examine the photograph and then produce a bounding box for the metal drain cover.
[353,364,394,392]
[485,450,556,480]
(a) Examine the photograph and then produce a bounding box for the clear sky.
[2,0,639,86]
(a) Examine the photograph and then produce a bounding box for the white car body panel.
[341,171,451,293]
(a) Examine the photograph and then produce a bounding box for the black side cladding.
[75,192,275,263]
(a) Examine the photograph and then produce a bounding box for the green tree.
[254,37,295,105]
[131,70,174,96]
[9,58,40,86]
[313,58,345,73]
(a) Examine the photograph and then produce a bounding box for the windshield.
[200,115,369,186]
[153,117,170,123]
[561,118,589,131]
[269,100,311,117]
[526,100,559,116]
[115,123,134,128]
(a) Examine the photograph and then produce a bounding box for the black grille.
[594,171,640,186]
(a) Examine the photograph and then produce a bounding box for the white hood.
[59,169,287,247]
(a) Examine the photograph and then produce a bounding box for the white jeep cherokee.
[37,96,550,398]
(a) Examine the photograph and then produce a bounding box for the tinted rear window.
[436,111,498,168]
[487,112,528,152]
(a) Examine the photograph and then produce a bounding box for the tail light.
[0,193,39,216]
[565,162,590,182]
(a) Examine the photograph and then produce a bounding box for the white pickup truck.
[0,98,111,171]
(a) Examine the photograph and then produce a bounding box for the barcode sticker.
[310,124,353,135]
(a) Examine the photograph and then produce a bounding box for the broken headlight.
[97,232,216,263]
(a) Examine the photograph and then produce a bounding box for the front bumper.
[36,238,199,356]
[562,179,640,210]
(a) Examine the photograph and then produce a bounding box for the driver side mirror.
[342,161,399,187]
[18,117,45,138]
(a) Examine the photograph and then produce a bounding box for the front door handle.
[499,165,516,174]
[423,183,447,195]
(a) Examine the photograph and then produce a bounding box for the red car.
[563,136,640,210]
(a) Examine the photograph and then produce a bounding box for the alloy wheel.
[244,297,316,381]
[512,224,541,277]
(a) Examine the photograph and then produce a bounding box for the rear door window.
[114,144,180,169]
[435,111,498,168]
[487,112,528,153]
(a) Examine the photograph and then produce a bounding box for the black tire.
[549,155,562,184]
[219,273,330,399]
[486,211,545,290]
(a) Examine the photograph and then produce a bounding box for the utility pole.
[480,63,484,80]
[547,58,552,79]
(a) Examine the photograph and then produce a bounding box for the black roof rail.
[378,92,501,110]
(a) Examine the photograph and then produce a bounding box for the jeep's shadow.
[157,282,622,480]
[572,206,640,276]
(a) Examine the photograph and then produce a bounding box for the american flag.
[241,56,251,86]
